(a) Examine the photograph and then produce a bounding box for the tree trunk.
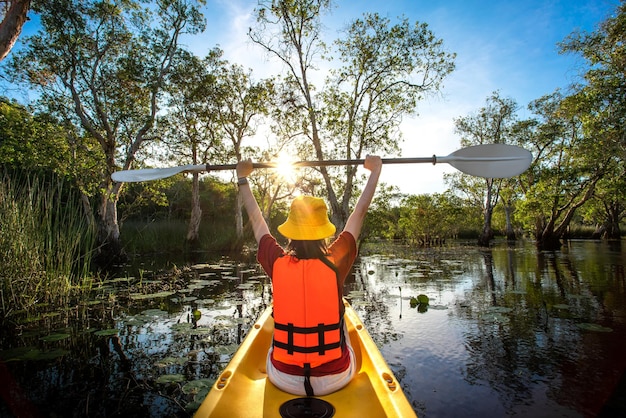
[478,181,495,247]
[94,194,126,267]
[536,232,562,251]
[0,0,30,62]
[604,221,621,240]
[504,203,516,240]
[478,223,494,247]
[603,203,622,239]
[186,173,202,246]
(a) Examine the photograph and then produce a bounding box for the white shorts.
[266,325,356,396]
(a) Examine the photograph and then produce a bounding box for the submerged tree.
[449,92,518,246]
[249,0,455,230]
[516,92,606,250]
[7,0,206,263]
[558,1,626,240]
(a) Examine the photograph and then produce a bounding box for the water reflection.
[350,240,626,418]
[1,241,625,417]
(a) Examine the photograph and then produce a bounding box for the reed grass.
[0,173,96,318]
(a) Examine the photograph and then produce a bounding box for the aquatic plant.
[0,173,96,319]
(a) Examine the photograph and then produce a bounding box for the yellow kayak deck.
[195,300,417,417]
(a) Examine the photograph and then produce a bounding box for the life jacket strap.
[303,363,314,397]
[274,318,343,355]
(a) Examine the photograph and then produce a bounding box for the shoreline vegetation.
[1,172,623,325]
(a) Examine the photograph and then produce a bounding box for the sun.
[274,152,298,184]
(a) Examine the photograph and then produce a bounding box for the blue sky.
[186,0,619,194]
[5,0,619,194]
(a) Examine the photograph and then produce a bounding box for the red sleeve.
[256,234,285,278]
[328,231,357,286]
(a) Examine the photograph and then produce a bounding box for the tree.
[7,0,205,263]
[516,92,606,249]
[362,184,403,241]
[396,192,473,245]
[450,91,518,246]
[0,97,102,200]
[212,63,275,242]
[250,0,455,230]
[161,49,225,246]
[558,0,626,240]
[582,179,626,239]
[0,0,30,61]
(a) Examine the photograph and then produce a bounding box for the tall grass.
[0,173,96,318]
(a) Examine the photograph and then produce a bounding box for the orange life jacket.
[271,255,344,369]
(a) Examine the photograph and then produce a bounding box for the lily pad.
[26,348,70,361]
[155,357,188,367]
[182,378,215,395]
[347,290,367,298]
[0,346,38,361]
[236,283,254,290]
[1,347,69,361]
[40,333,71,342]
[487,306,512,314]
[577,323,613,332]
[94,329,119,336]
[210,344,240,355]
[481,312,511,324]
[171,323,193,332]
[142,309,168,316]
[156,374,185,384]
[129,291,175,300]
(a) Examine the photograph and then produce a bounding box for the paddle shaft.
[205,157,432,171]
[202,155,522,171]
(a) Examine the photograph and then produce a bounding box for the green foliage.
[0,173,96,317]
[515,91,605,246]
[451,92,520,245]
[6,0,207,256]
[0,98,103,195]
[396,192,479,244]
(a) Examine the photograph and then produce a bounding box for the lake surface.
[1,239,625,417]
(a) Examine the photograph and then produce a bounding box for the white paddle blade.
[111,165,205,182]
[439,144,532,178]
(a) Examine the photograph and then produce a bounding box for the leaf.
[182,378,215,395]
[94,329,119,336]
[156,374,185,384]
[577,323,612,332]
[417,294,429,305]
[40,333,71,342]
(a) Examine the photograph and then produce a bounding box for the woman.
[236,155,382,396]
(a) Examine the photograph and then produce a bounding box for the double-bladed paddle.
[111,143,532,183]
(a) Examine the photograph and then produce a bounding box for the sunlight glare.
[275,152,298,184]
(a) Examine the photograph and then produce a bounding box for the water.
[1,240,625,417]
[351,240,626,417]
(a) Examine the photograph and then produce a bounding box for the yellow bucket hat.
[277,196,336,240]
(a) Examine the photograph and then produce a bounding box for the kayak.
[194,300,417,418]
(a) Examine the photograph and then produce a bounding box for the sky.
[4,0,620,195]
